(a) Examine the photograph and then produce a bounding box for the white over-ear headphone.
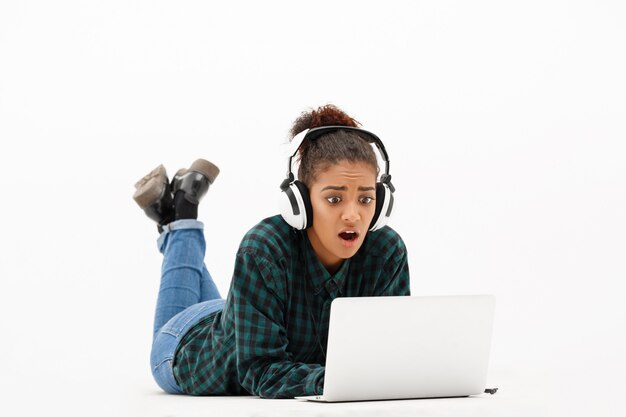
[279,126,395,231]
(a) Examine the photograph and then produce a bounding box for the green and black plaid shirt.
[172,215,410,399]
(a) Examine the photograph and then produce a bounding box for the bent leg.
[200,264,221,302]
[150,298,225,394]
[153,219,222,337]
[150,219,225,394]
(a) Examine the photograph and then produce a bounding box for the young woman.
[133,104,410,399]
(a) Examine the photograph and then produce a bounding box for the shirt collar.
[302,232,349,299]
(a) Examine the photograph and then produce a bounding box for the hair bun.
[310,104,360,129]
[289,104,361,139]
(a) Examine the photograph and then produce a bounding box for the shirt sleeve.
[379,235,411,296]
[231,249,325,399]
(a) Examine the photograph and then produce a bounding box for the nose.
[342,201,361,223]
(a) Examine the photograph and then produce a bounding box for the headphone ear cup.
[293,180,313,229]
[369,182,393,231]
[279,180,313,229]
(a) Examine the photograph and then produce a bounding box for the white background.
[0,1,624,416]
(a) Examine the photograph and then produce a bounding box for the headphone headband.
[286,126,390,181]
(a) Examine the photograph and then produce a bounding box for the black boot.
[132,164,175,233]
[170,159,220,220]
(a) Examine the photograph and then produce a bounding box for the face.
[306,160,377,273]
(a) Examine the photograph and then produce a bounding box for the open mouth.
[338,231,359,242]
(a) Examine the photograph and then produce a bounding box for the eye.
[326,196,341,204]
[360,196,375,205]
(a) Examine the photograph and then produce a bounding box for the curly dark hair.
[289,104,379,186]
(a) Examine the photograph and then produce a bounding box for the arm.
[231,250,324,399]
[379,235,411,296]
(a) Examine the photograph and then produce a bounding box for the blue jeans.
[150,219,226,394]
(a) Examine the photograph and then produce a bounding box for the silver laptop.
[295,295,496,402]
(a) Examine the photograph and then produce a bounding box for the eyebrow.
[320,185,376,192]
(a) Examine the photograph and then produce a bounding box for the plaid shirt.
[172,215,410,398]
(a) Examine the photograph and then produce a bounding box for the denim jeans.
[150,219,226,394]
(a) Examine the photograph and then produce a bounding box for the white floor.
[124,373,563,417]
[111,367,626,417]
[5,365,622,417]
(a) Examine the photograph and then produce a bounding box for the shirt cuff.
[305,367,325,396]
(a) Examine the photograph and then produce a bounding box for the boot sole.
[133,164,168,209]
[174,159,220,184]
